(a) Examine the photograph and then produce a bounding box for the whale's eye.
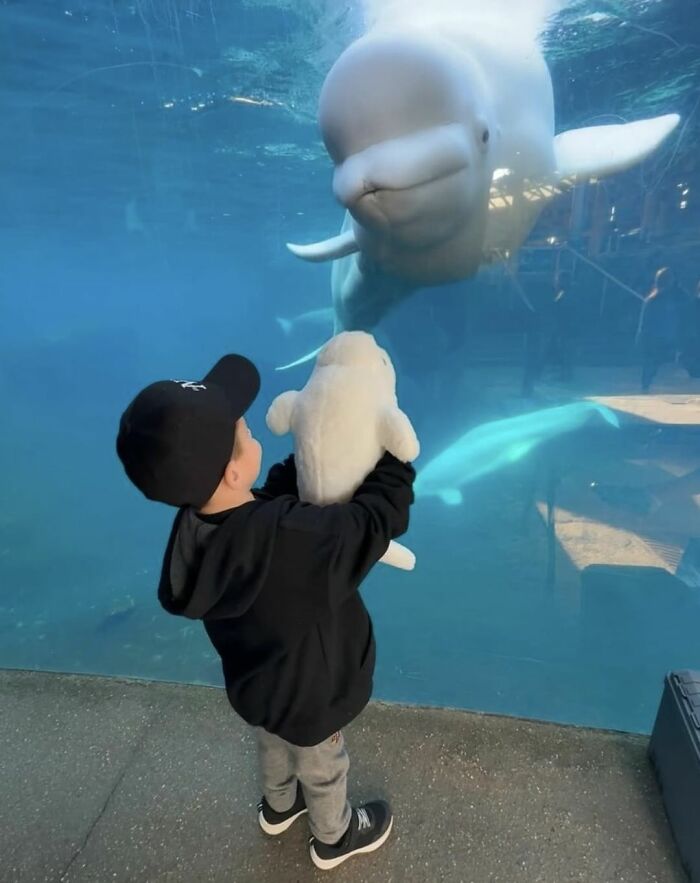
[482,128,490,144]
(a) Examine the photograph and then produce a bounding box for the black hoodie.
[157,452,415,747]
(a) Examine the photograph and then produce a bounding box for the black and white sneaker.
[309,801,393,871]
[257,782,308,835]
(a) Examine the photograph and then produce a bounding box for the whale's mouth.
[332,124,472,210]
[285,124,480,263]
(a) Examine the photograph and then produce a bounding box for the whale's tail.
[362,0,566,43]
[276,317,293,336]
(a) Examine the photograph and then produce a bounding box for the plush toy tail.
[380,540,416,571]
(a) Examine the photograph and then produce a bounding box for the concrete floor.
[0,670,687,883]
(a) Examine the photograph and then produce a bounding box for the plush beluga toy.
[266,331,420,570]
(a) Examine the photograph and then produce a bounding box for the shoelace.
[357,808,372,832]
[308,808,373,847]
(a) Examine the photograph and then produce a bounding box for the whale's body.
[415,402,620,505]
[286,2,680,344]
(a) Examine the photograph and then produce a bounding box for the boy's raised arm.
[279,452,416,604]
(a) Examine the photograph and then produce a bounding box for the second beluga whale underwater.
[277,0,680,369]
[413,401,620,507]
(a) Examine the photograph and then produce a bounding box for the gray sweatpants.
[255,727,352,845]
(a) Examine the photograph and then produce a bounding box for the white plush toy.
[266,331,420,570]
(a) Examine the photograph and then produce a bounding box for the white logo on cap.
[171,380,207,391]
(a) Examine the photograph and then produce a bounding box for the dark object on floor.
[589,481,657,515]
[649,671,700,883]
[95,600,137,633]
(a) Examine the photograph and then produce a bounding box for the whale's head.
[319,32,494,259]
[316,331,397,398]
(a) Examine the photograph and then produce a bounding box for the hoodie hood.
[159,500,278,621]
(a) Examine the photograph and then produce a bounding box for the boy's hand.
[256,455,298,499]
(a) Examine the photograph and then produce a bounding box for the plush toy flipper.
[266,390,299,436]
[380,540,415,571]
[380,406,420,463]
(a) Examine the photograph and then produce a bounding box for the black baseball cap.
[116,354,261,508]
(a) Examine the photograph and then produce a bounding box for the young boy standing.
[116,353,416,871]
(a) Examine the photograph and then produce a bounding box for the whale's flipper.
[379,540,416,571]
[590,404,621,429]
[554,113,681,184]
[275,345,326,372]
[276,317,294,336]
[287,228,359,263]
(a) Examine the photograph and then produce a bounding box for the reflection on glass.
[1,0,698,735]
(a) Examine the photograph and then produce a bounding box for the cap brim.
[203,354,261,419]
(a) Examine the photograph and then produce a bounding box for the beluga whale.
[284,0,680,354]
[414,401,620,506]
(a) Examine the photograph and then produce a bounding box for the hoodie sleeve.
[278,452,415,606]
[254,455,298,499]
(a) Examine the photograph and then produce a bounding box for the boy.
[116,353,416,871]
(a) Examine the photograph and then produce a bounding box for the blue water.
[2,0,700,734]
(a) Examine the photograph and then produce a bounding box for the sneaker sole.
[258,807,308,836]
[310,817,394,870]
